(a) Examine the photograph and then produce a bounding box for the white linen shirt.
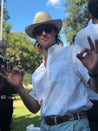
[75,23,98,100]
[30,44,92,118]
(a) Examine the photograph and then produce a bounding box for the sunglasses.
[33,24,57,37]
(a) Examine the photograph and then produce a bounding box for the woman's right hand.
[0,62,25,92]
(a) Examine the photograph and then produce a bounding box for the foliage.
[3,21,13,38]
[25,87,32,93]
[13,95,21,100]
[23,72,32,85]
[2,23,42,73]
[63,0,90,44]
[5,31,42,73]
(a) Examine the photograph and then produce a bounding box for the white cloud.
[46,0,61,6]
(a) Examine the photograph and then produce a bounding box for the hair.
[88,0,98,19]
[33,24,64,53]
[72,34,76,44]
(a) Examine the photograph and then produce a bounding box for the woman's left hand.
[76,36,98,74]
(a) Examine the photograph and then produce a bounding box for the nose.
[41,30,47,37]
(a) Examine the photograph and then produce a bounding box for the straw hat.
[25,11,62,39]
[0,40,10,60]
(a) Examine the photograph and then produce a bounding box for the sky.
[5,0,69,45]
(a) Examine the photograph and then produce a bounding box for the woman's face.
[34,24,57,50]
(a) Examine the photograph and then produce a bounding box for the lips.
[42,37,49,41]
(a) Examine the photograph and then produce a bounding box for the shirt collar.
[48,44,63,54]
[42,43,63,64]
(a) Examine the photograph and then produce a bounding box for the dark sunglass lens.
[33,25,53,36]
[44,27,52,33]
[36,30,42,36]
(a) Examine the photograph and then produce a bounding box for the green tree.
[3,21,12,39]
[63,0,90,44]
[6,31,42,73]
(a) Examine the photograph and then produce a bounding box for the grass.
[11,100,42,131]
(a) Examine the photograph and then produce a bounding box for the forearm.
[18,86,41,113]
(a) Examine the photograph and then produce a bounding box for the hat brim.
[25,19,62,39]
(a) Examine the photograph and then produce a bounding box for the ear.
[90,13,93,19]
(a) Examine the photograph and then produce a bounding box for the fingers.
[20,69,25,76]
[12,68,20,74]
[0,62,25,77]
[1,62,12,75]
[87,36,94,50]
[12,68,25,76]
[0,72,7,80]
[76,53,83,61]
[95,39,98,53]
[76,48,89,61]
[87,36,98,53]
[6,62,12,73]
[1,65,7,75]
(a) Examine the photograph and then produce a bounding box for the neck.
[92,18,98,24]
[94,20,98,24]
[42,42,56,67]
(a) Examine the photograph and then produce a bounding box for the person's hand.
[0,62,25,92]
[76,36,98,74]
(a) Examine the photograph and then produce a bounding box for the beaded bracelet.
[88,72,98,78]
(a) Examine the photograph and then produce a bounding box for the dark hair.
[72,34,76,44]
[88,0,98,19]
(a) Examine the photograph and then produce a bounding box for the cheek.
[36,37,41,43]
[50,35,56,43]
[37,39,43,45]
[37,39,45,47]
[50,32,56,41]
